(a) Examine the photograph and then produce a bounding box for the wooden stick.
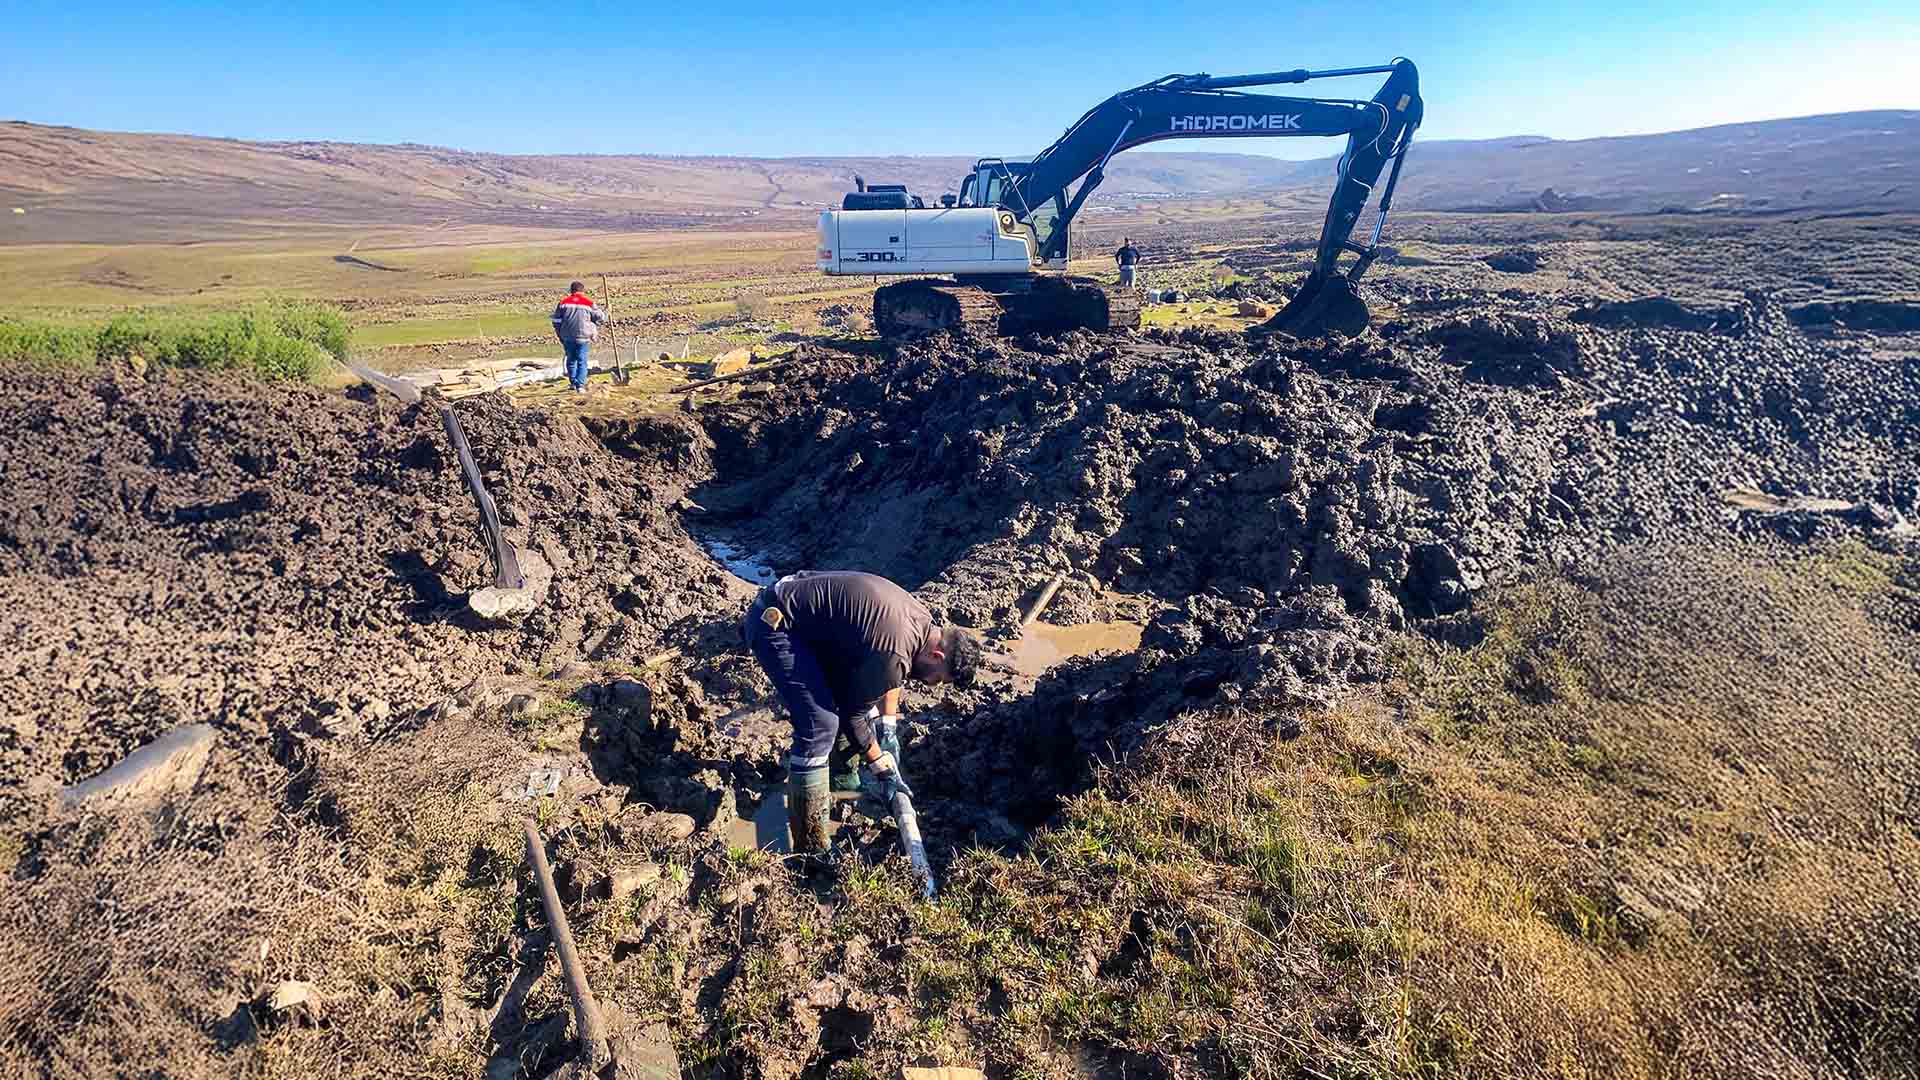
[522,818,612,1069]
[672,357,797,393]
[1019,571,1069,629]
[642,647,682,669]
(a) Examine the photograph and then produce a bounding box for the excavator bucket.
[1252,272,1371,339]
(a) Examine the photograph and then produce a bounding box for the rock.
[643,812,698,841]
[453,677,490,708]
[359,697,392,723]
[553,661,593,682]
[265,980,322,1023]
[611,1019,681,1080]
[676,675,706,718]
[609,862,663,903]
[1236,300,1276,318]
[505,693,543,718]
[903,1070,986,1080]
[61,724,216,809]
[609,678,652,713]
[469,551,552,622]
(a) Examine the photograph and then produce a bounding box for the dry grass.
[1374,539,1920,1078]
[6,540,1915,1077]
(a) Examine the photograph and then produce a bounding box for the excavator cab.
[959,160,1070,269]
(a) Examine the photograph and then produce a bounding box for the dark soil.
[659,284,1919,866]
[0,367,736,823]
[4,256,1919,1076]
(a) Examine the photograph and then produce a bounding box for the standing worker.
[550,280,608,393]
[1114,237,1141,288]
[741,571,983,862]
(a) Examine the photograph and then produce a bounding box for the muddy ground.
[2,219,1918,1077]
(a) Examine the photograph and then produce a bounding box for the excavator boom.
[1004,60,1423,336]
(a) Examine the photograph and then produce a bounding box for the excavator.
[816,59,1422,339]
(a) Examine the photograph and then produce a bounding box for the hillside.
[1390,111,1920,213]
[0,122,1303,242]
[2,111,1916,243]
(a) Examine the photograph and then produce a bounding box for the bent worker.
[741,571,983,860]
[1114,237,1141,288]
[550,280,608,393]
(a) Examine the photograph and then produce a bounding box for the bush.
[0,320,96,368]
[1,300,348,382]
[733,293,772,321]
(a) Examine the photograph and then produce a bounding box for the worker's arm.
[858,688,906,763]
[845,657,906,759]
[590,306,608,326]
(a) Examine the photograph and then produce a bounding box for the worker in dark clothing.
[1115,238,1141,288]
[741,571,983,859]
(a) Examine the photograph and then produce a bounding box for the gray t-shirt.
[774,571,932,715]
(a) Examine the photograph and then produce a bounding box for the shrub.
[0,319,96,367]
[733,293,772,321]
[3,299,348,382]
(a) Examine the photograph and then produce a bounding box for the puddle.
[1006,619,1145,678]
[728,792,792,854]
[724,790,866,854]
[701,538,777,586]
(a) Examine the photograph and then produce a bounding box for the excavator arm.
[1004,60,1423,337]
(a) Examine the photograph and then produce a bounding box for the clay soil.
[2,215,1919,1079]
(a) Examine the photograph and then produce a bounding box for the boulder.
[61,724,216,809]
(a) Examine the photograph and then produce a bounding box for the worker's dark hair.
[568,280,585,293]
[943,625,984,688]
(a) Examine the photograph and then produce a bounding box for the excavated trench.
[7,280,1915,862]
[670,291,1920,860]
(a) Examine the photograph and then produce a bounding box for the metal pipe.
[1019,571,1069,629]
[522,818,612,1069]
[439,404,526,591]
[890,784,937,901]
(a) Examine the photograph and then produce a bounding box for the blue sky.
[3,1,1914,158]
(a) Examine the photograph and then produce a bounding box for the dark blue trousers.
[743,593,842,773]
[563,339,591,390]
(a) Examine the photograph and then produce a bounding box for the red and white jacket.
[551,292,608,343]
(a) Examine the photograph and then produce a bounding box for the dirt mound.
[1482,247,1546,273]
[0,366,731,822]
[1788,297,1920,333]
[6,266,1920,1076]
[1571,294,1726,332]
[685,294,1919,840]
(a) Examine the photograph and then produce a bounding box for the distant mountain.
[0,123,1306,242]
[1386,111,1920,214]
[2,111,1915,243]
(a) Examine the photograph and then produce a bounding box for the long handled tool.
[522,818,612,1071]
[346,364,537,618]
[601,273,630,386]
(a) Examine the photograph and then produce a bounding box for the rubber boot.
[786,767,832,867]
[828,734,864,792]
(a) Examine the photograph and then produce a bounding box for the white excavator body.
[816,205,1037,277]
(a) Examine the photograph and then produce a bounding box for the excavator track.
[874,280,1007,338]
[874,275,1141,340]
